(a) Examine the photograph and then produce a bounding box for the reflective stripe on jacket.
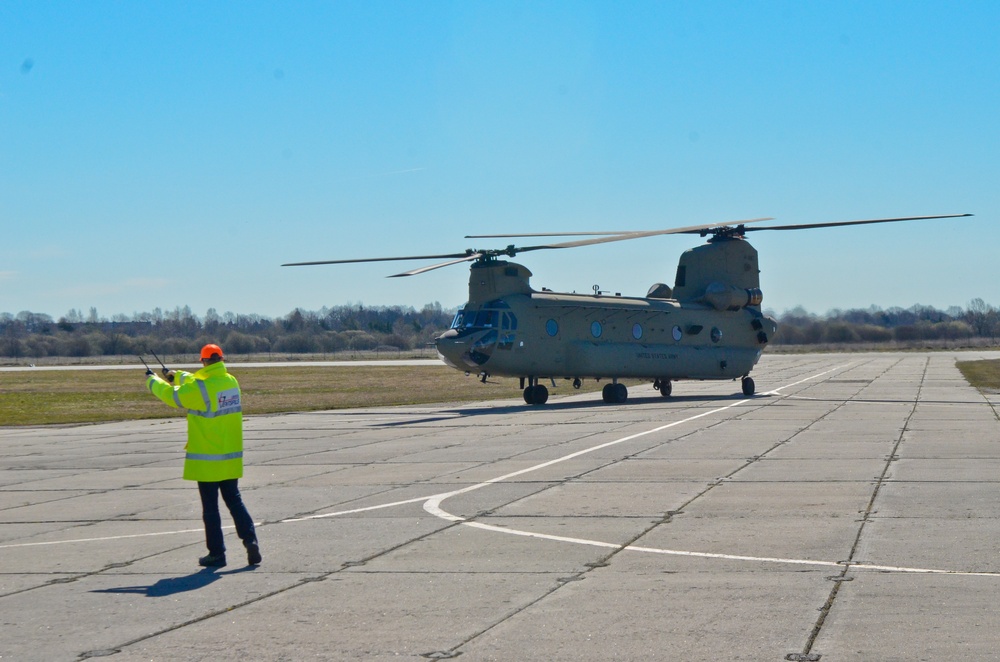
[146,361,244,482]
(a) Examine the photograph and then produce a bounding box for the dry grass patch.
[956,359,1000,392]
[0,365,632,426]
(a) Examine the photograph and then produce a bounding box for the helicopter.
[284,213,971,405]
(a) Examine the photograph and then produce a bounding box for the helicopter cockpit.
[438,300,519,368]
[450,300,518,335]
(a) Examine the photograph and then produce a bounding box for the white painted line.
[423,396,756,521]
[281,495,435,522]
[460,524,1000,577]
[626,544,843,567]
[464,521,622,549]
[0,527,206,549]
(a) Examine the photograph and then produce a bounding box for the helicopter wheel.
[741,376,755,396]
[524,384,549,405]
[658,379,672,398]
[602,383,628,404]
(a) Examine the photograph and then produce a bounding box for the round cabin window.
[672,325,683,341]
[546,319,559,336]
[632,323,643,340]
[591,321,603,338]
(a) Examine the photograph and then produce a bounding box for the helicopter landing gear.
[654,378,672,398]
[741,376,755,396]
[523,377,549,405]
[602,382,628,404]
[523,385,549,404]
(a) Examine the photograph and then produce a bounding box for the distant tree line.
[0,303,455,359]
[770,298,998,346]
[1,299,997,360]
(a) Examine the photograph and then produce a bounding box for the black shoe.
[198,553,227,567]
[246,542,262,565]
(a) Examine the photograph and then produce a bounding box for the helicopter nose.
[435,329,463,369]
[435,328,498,369]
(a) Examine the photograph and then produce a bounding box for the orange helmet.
[200,343,224,361]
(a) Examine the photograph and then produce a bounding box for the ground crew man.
[145,343,261,567]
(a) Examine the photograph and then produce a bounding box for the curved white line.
[422,388,775,521]
[464,522,1000,577]
[419,363,1000,578]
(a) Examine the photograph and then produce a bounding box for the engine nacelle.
[704,282,764,311]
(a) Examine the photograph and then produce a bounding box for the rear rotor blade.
[465,217,774,241]
[742,213,972,232]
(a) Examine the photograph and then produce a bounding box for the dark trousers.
[198,479,257,557]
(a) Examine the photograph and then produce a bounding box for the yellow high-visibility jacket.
[146,361,244,482]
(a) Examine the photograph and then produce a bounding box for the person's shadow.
[92,566,256,597]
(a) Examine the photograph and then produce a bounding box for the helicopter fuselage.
[435,238,778,403]
[437,290,772,381]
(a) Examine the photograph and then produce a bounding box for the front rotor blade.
[743,213,972,232]
[466,231,630,238]
[282,252,474,267]
[388,254,483,277]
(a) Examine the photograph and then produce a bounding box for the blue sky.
[2,1,996,320]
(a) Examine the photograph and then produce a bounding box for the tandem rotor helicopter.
[284,213,971,405]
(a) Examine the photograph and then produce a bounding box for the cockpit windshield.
[451,301,517,334]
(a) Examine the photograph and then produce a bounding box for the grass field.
[0,365,630,426]
[5,358,995,427]
[956,359,1000,392]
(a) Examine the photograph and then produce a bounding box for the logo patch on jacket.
[216,388,242,415]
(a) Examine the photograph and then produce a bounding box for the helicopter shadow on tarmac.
[372,392,772,426]
[452,392,773,417]
[90,565,258,598]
